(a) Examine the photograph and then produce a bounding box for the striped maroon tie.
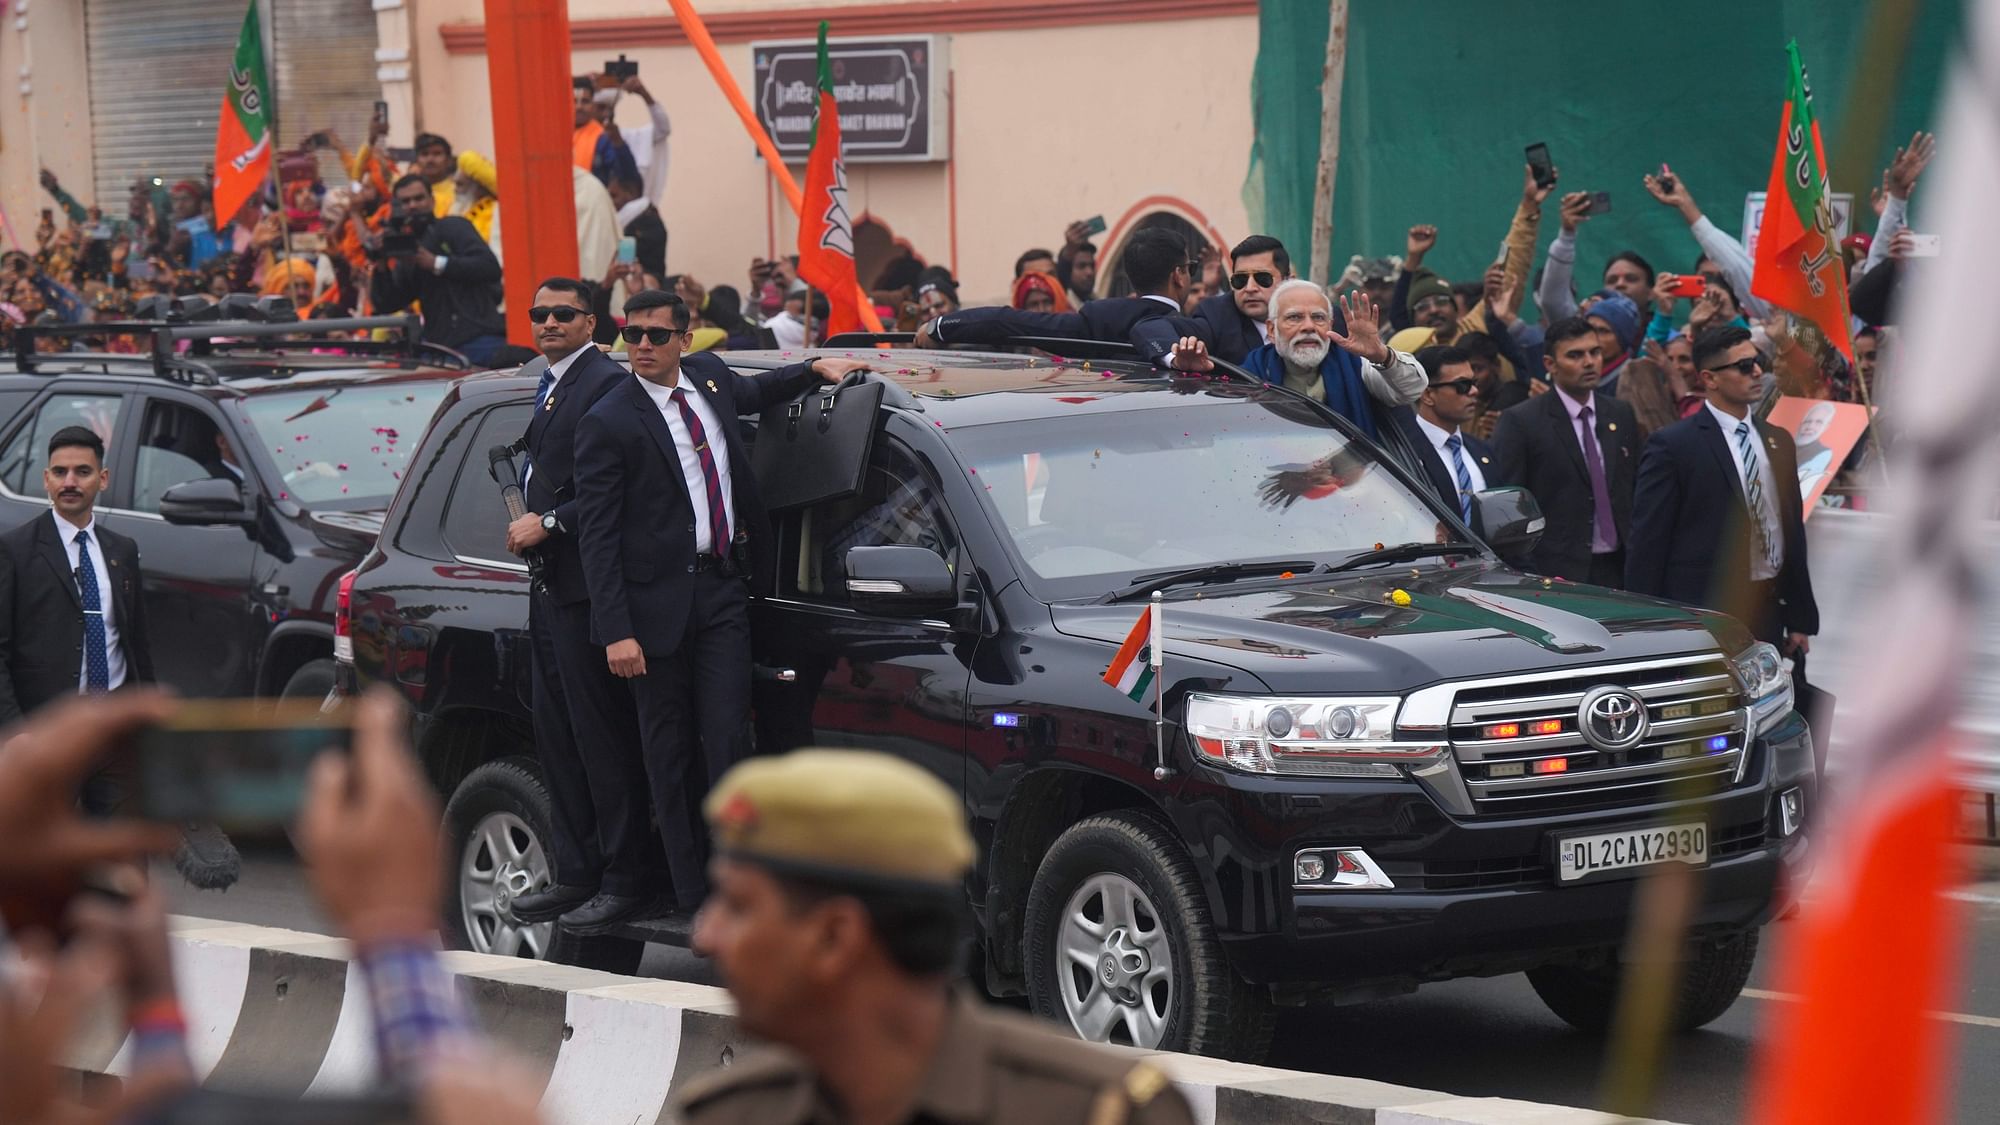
[671,387,730,551]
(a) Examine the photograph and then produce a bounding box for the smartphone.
[127,258,156,281]
[1657,163,1677,194]
[1905,233,1940,257]
[605,53,639,80]
[616,236,637,265]
[119,700,353,834]
[1525,143,1555,190]
[1666,275,1707,298]
[1587,191,1612,215]
[1079,214,1107,237]
[303,131,331,150]
[373,100,389,129]
[40,208,53,224]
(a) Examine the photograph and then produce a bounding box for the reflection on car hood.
[1050,562,1744,694]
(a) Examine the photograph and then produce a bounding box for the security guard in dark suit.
[502,277,649,926]
[672,749,1194,1125]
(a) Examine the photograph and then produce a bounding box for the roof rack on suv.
[12,314,455,383]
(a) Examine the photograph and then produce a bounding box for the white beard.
[1277,334,1329,372]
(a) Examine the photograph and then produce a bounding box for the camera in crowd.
[367,213,423,261]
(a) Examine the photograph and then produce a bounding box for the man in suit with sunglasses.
[502,276,651,928]
[1393,345,1498,534]
[569,290,871,929]
[1192,235,1291,365]
[1627,325,1816,666]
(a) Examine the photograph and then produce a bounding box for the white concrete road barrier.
[68,916,1681,1125]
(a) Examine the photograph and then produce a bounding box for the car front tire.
[1527,927,1760,1033]
[1023,810,1273,1061]
[441,757,643,974]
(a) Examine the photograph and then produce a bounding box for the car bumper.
[1179,715,1817,989]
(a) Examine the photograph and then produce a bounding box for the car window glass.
[0,393,124,498]
[790,444,954,604]
[129,399,234,514]
[240,381,451,508]
[442,403,535,564]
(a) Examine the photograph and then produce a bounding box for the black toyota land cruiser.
[0,306,467,701]
[338,346,1815,1061]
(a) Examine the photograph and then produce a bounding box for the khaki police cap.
[705,749,975,888]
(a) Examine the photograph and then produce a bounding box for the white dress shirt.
[643,375,736,554]
[1555,387,1617,554]
[52,511,126,691]
[1705,400,1784,580]
[1414,412,1487,495]
[523,342,597,489]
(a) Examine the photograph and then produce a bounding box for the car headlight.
[1730,641,1794,735]
[1185,692,1443,777]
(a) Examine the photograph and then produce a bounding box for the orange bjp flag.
[212,2,272,228]
[1750,41,1854,364]
[796,22,864,338]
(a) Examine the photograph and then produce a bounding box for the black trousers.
[631,569,753,910]
[1587,550,1626,590]
[530,589,650,896]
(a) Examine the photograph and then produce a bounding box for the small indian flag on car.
[1102,602,1160,702]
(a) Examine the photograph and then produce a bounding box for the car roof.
[0,353,473,398]
[450,348,1251,427]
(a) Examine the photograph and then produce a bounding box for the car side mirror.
[1473,486,1544,556]
[843,545,957,615]
[159,477,254,526]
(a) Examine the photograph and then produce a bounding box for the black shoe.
[559,891,663,936]
[510,883,598,924]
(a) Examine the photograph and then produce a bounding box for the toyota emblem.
[1577,685,1649,751]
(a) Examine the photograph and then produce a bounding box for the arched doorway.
[1098,202,1226,300]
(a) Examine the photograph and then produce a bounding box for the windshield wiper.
[1099,560,1319,604]
[1321,542,1484,574]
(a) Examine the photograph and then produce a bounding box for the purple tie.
[671,387,730,552]
[1577,405,1617,551]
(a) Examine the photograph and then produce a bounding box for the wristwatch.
[541,513,561,534]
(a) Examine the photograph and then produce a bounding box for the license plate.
[1555,822,1708,884]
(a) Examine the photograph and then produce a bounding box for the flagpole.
[1151,590,1172,780]
[257,0,293,274]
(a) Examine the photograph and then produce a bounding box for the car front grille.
[1445,656,1749,816]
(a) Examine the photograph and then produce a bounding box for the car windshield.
[953,390,1457,601]
[240,382,449,507]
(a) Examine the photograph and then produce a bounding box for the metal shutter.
[86,0,379,210]
[86,0,245,207]
[271,0,380,188]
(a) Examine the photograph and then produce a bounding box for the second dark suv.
[342,348,1815,1061]
[0,314,466,701]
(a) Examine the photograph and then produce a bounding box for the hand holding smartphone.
[117,699,353,836]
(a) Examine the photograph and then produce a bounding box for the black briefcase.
[752,376,884,511]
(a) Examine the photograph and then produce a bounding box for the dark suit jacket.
[1490,388,1640,582]
[934,296,1205,366]
[623,205,668,279]
[1191,293,1264,365]
[1626,407,1818,637]
[573,351,821,653]
[0,513,154,723]
[1391,408,1497,532]
[522,345,632,605]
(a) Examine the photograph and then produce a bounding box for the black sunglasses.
[1183,260,1203,277]
[1229,270,1277,290]
[621,325,683,346]
[529,305,585,324]
[1703,357,1761,376]
[1429,378,1480,395]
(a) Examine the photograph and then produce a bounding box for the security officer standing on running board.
[671,749,1195,1125]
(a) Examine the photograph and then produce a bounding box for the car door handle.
[753,664,797,682]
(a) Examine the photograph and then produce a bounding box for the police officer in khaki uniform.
[671,750,1194,1125]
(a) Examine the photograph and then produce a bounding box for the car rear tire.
[1023,811,1273,1061]
[441,758,643,975]
[1528,927,1760,1033]
[280,659,335,702]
